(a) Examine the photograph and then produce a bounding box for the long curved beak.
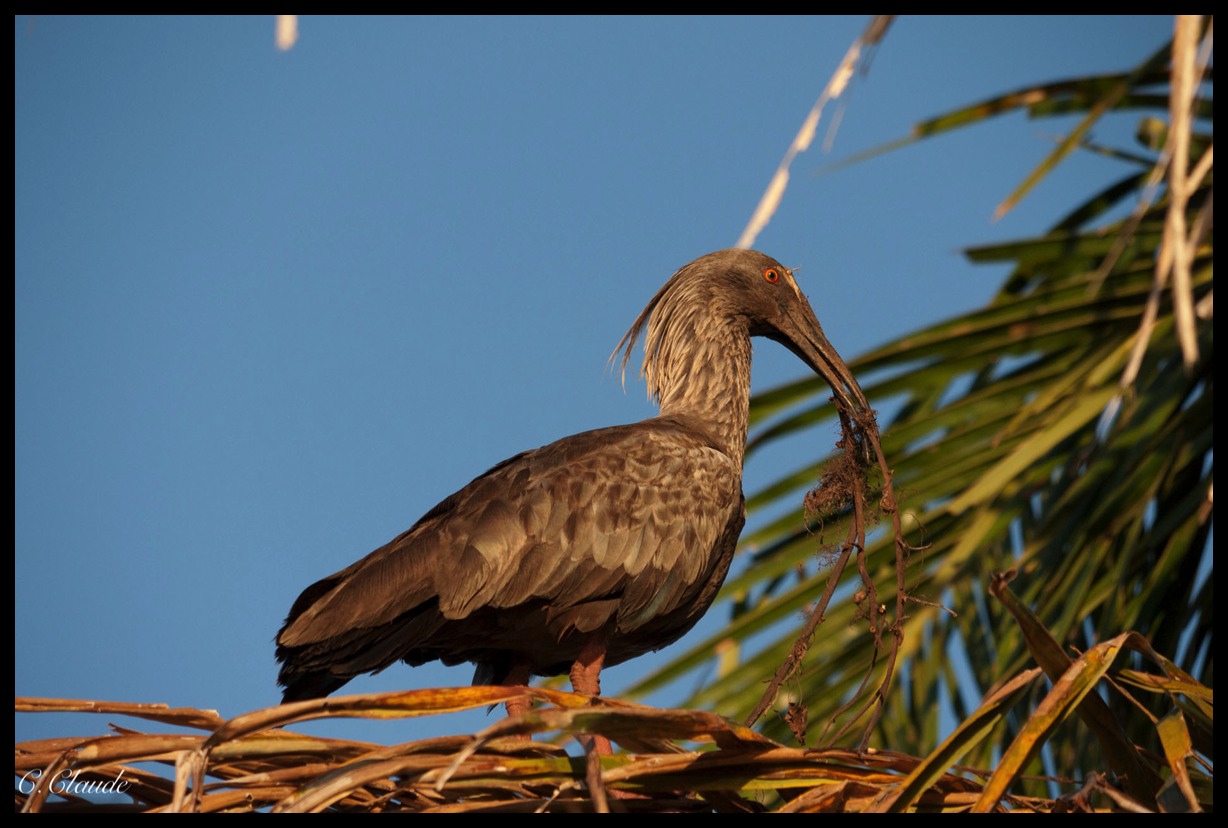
[768,296,870,419]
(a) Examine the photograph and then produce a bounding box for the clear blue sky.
[15,15,1173,748]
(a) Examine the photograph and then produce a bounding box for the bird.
[276,248,870,727]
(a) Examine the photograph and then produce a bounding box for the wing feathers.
[277,417,744,687]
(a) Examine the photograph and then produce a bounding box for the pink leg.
[570,634,613,756]
[569,635,606,697]
[502,661,534,724]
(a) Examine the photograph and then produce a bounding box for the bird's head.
[614,248,870,419]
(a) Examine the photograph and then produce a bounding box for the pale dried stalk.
[1166,14,1205,369]
[1116,16,1211,398]
[736,16,893,250]
[276,15,298,51]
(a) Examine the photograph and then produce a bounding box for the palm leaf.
[630,22,1214,800]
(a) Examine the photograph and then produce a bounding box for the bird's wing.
[278,417,742,651]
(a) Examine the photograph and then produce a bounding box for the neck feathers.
[613,268,753,461]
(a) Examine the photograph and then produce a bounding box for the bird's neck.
[647,318,753,465]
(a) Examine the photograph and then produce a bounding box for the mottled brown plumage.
[276,248,869,711]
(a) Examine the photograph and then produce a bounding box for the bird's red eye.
[763,268,781,284]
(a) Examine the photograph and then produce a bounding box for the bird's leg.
[570,632,614,757]
[501,661,534,728]
[569,634,607,697]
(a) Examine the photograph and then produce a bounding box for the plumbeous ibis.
[276,248,869,716]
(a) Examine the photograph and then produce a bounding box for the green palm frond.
[630,20,1213,800]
